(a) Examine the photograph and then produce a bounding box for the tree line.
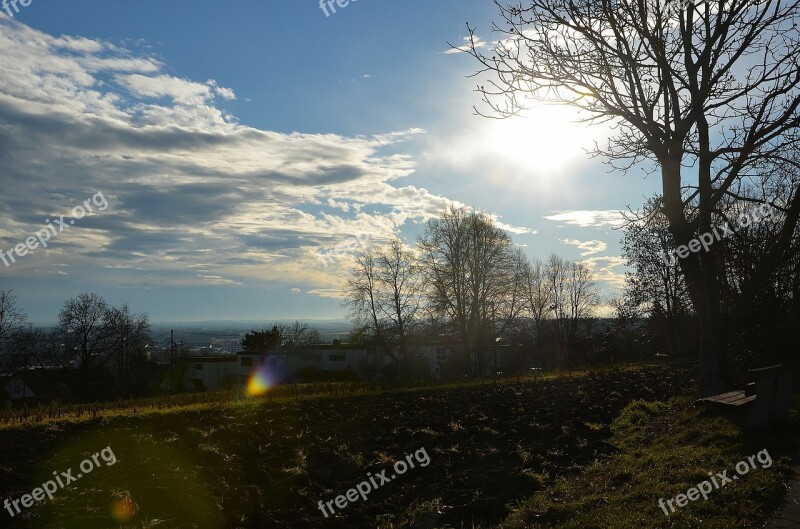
[344,206,600,376]
[0,291,152,399]
[617,195,800,381]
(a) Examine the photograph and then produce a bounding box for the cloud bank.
[0,16,533,296]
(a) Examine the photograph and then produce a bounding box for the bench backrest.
[749,365,784,380]
[747,365,792,427]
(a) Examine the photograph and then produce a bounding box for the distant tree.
[58,293,115,393]
[276,321,320,351]
[604,296,645,362]
[7,325,39,373]
[108,304,151,395]
[545,254,568,359]
[344,250,391,355]
[344,238,424,371]
[543,255,600,363]
[243,322,320,369]
[14,325,64,370]
[521,258,552,350]
[564,260,599,349]
[0,290,27,373]
[418,206,524,374]
[376,239,424,365]
[621,197,691,355]
[12,326,73,392]
[241,327,282,354]
[271,321,321,371]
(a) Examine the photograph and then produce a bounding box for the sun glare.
[485,104,600,173]
[110,497,137,522]
[246,367,274,397]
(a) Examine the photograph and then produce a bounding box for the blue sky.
[0,0,660,323]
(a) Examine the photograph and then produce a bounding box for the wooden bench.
[695,365,792,430]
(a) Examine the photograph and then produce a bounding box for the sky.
[0,0,661,323]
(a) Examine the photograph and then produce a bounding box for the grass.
[499,397,798,529]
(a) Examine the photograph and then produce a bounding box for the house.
[309,341,459,379]
[179,341,460,392]
[210,339,241,354]
[0,375,37,400]
[180,345,376,391]
[182,355,238,391]
[181,351,295,391]
[414,343,452,369]
[0,370,73,401]
[306,343,376,371]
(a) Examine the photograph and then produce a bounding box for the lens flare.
[246,367,273,397]
[111,497,137,522]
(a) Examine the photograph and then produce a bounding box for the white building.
[180,342,457,392]
[1,376,36,400]
[182,352,287,392]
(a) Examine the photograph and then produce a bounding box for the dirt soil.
[0,366,697,529]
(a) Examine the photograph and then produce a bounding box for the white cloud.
[483,212,537,235]
[115,74,225,105]
[581,256,627,288]
[196,274,242,286]
[561,239,608,256]
[210,81,236,101]
[306,288,346,299]
[444,35,488,54]
[51,35,107,53]
[326,198,351,212]
[545,210,626,228]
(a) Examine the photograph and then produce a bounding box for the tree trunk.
[698,307,727,397]
[682,263,729,397]
[667,321,680,357]
[662,153,730,397]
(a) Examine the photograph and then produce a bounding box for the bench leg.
[770,373,792,425]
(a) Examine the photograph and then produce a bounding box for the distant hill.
[150,320,353,345]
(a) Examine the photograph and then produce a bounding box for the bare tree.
[344,238,424,375]
[58,293,115,391]
[565,260,600,349]
[345,249,394,360]
[267,321,322,370]
[521,258,552,349]
[108,304,151,394]
[544,255,599,362]
[14,326,50,369]
[622,197,691,355]
[376,239,424,364]
[545,254,568,353]
[0,290,27,373]
[277,321,320,351]
[418,206,522,374]
[467,0,800,394]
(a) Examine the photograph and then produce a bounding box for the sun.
[484,104,602,173]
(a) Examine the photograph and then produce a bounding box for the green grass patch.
[500,398,796,529]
